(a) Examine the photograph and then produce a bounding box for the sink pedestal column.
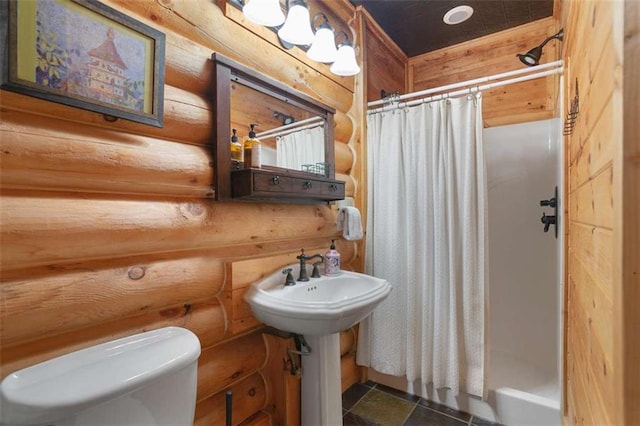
[301,333,343,426]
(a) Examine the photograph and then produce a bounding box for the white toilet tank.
[0,327,201,426]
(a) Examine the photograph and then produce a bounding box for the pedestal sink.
[244,263,392,426]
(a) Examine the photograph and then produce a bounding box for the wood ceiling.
[350,0,555,57]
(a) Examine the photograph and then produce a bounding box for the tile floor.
[342,381,503,426]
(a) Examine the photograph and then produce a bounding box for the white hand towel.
[337,206,363,241]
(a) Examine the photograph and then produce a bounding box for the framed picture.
[1,0,165,127]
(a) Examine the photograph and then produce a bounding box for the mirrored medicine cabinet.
[211,53,345,203]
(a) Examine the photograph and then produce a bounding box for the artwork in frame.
[1,0,165,127]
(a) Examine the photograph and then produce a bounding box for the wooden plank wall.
[0,0,363,423]
[357,7,408,104]
[620,2,640,423]
[352,5,407,277]
[561,0,639,425]
[408,17,560,128]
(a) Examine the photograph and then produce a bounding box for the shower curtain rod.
[367,60,564,111]
[368,64,564,115]
[259,121,324,139]
[257,116,323,139]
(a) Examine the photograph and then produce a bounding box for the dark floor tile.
[351,388,416,426]
[470,415,505,426]
[418,399,472,422]
[403,405,468,426]
[343,411,380,425]
[343,382,372,411]
[374,383,421,403]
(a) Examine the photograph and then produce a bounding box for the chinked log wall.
[0,0,362,424]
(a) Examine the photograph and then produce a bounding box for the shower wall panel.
[484,119,561,383]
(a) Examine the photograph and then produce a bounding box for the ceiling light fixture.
[443,5,474,25]
[242,0,285,27]
[277,0,315,46]
[330,31,360,76]
[517,28,564,66]
[306,13,338,63]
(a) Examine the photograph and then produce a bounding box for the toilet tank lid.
[0,327,201,425]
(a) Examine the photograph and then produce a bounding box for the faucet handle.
[282,268,295,286]
[311,262,322,278]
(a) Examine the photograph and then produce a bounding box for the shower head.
[517,28,564,67]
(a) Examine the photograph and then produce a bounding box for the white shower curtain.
[358,94,487,398]
[276,126,325,171]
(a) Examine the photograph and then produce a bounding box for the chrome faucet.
[296,249,324,282]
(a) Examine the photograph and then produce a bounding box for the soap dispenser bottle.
[243,124,262,169]
[230,128,243,163]
[324,240,341,275]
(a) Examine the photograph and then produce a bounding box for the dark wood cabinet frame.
[211,53,344,203]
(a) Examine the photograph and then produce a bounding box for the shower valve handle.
[540,186,559,239]
[541,213,557,232]
[540,197,557,208]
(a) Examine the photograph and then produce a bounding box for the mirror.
[230,82,326,171]
[211,53,337,201]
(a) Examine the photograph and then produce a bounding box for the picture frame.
[1,0,165,127]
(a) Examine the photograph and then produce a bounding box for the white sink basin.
[244,263,391,335]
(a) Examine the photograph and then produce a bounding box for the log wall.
[562,0,639,425]
[0,0,362,423]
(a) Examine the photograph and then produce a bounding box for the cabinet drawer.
[253,172,292,192]
[293,178,324,196]
[231,168,345,202]
[322,181,345,197]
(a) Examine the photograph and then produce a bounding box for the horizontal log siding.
[0,0,360,423]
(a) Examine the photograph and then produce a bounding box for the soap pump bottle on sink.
[324,240,341,275]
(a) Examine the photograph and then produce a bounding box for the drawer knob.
[303,181,313,189]
[272,176,280,185]
[329,183,338,192]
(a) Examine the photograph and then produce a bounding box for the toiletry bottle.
[243,124,262,169]
[324,240,341,275]
[230,128,243,163]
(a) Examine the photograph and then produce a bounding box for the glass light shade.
[330,44,360,76]
[277,2,314,46]
[306,26,337,63]
[243,0,285,27]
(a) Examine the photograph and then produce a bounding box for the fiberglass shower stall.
[482,117,562,425]
[368,117,563,425]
